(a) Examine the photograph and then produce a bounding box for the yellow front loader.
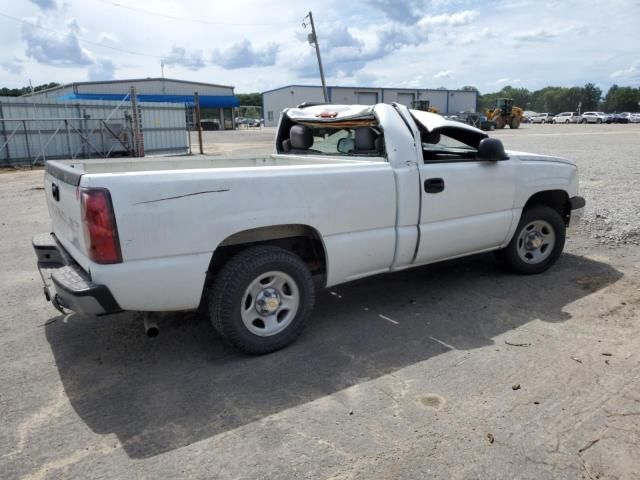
[411,100,439,114]
[485,98,523,129]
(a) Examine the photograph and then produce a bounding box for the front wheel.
[495,206,566,274]
[209,246,315,354]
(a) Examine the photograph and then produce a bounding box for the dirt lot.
[1,124,639,479]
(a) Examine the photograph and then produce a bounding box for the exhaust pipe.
[143,314,159,338]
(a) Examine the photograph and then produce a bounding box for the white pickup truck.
[34,103,585,354]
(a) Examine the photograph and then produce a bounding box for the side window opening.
[419,127,481,163]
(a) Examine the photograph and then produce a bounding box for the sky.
[0,0,638,93]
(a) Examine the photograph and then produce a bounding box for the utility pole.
[194,91,203,155]
[161,61,166,95]
[304,11,328,103]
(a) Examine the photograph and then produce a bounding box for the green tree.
[236,93,262,106]
[602,85,640,112]
[0,82,60,97]
[580,83,602,111]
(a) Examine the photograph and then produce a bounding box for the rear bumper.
[33,233,121,315]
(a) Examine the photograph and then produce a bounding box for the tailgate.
[44,162,91,272]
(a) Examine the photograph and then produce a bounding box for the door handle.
[51,183,60,201]
[424,178,445,193]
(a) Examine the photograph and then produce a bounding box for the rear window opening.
[277,115,384,157]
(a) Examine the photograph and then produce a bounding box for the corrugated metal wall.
[0,96,188,166]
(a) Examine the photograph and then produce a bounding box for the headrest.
[289,125,314,150]
[422,131,441,144]
[354,127,377,151]
[374,136,384,153]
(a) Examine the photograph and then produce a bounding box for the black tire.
[495,205,566,274]
[209,246,315,354]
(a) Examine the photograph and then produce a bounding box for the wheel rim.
[241,271,300,337]
[516,220,556,264]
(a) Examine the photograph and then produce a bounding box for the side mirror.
[477,138,508,161]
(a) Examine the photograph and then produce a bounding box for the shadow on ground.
[45,253,621,458]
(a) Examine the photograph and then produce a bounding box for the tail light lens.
[80,188,122,264]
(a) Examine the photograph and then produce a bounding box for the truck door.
[411,121,516,264]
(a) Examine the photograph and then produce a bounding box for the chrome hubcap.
[241,271,299,337]
[517,220,556,264]
[255,288,281,315]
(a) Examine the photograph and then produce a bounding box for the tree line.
[0,83,60,97]
[466,84,640,113]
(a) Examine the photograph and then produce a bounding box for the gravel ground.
[1,123,639,479]
[493,124,640,247]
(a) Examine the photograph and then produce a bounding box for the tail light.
[80,188,122,264]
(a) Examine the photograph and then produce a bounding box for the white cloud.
[511,28,558,43]
[368,0,425,24]
[418,10,479,27]
[28,0,57,10]
[0,57,25,75]
[434,70,453,79]
[610,61,640,80]
[211,40,278,69]
[494,77,521,85]
[97,33,118,45]
[162,45,205,71]
[88,58,115,81]
[21,16,93,66]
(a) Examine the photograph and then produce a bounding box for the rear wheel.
[209,246,315,354]
[495,116,506,129]
[495,205,566,274]
[581,119,587,124]
[510,116,520,129]
[597,118,602,124]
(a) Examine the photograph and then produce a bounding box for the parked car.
[201,119,220,131]
[532,113,554,124]
[580,112,607,124]
[457,112,495,131]
[630,113,640,123]
[34,103,585,354]
[604,113,616,124]
[616,112,631,123]
[236,117,261,128]
[552,112,580,124]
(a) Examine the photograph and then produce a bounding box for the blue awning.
[58,93,240,108]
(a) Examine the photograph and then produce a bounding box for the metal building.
[24,78,240,130]
[262,85,479,127]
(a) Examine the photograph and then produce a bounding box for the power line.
[0,12,163,59]
[96,0,295,26]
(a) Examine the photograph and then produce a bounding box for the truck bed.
[54,153,377,175]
